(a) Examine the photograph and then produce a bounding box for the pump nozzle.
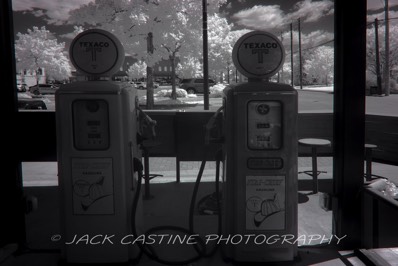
[205,106,224,145]
[137,106,157,139]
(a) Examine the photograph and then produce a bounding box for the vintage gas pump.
[222,31,298,262]
[56,29,140,263]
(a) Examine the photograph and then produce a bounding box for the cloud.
[59,32,79,40]
[282,30,333,50]
[12,0,93,24]
[367,0,398,11]
[287,0,334,23]
[367,10,398,22]
[301,30,333,47]
[31,9,44,17]
[231,0,334,31]
[232,5,286,31]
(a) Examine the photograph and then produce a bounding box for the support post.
[333,0,366,249]
[202,0,209,110]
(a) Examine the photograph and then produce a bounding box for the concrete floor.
[2,157,394,265]
[7,184,339,266]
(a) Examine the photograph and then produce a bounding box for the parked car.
[155,78,173,86]
[29,84,59,95]
[17,83,28,92]
[18,98,47,109]
[135,81,159,90]
[179,78,216,94]
[17,92,47,110]
[129,82,138,89]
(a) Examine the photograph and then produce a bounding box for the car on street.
[18,98,47,110]
[155,78,175,86]
[29,84,59,95]
[179,78,216,94]
[135,81,159,90]
[17,92,47,110]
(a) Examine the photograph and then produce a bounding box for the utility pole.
[290,23,294,86]
[146,32,154,109]
[384,0,390,95]
[298,18,303,90]
[375,19,383,95]
[202,0,209,110]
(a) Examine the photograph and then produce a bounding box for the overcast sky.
[11,0,398,50]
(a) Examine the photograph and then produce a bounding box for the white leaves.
[66,0,235,79]
[127,60,147,79]
[15,26,71,80]
[304,46,334,84]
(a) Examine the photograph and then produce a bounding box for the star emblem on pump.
[256,103,270,115]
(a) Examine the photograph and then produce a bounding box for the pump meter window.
[72,100,110,150]
[247,101,282,150]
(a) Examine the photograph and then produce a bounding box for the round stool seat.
[299,138,331,147]
[365,143,377,149]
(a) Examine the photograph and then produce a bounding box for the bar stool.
[364,144,381,181]
[141,140,163,200]
[298,138,331,194]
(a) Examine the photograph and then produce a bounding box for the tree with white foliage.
[366,23,398,93]
[304,46,334,86]
[69,0,227,106]
[127,60,147,80]
[176,56,202,78]
[207,13,233,81]
[15,26,71,84]
[218,29,250,82]
[177,16,238,81]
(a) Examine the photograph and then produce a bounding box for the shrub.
[155,88,188,98]
[209,84,226,98]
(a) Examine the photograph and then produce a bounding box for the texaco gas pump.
[222,31,298,262]
[56,29,140,264]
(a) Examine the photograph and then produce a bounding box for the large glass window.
[13,0,335,113]
[364,0,398,170]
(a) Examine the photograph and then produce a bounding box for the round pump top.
[69,29,125,78]
[232,31,285,79]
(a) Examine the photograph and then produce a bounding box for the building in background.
[16,68,46,87]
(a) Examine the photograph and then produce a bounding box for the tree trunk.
[146,66,154,109]
[170,55,177,100]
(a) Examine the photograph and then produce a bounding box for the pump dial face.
[232,31,285,79]
[69,29,124,77]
